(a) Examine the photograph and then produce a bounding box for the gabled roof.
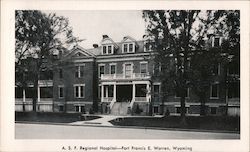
[121,35,139,47]
[121,35,137,43]
[101,37,119,49]
[62,45,96,60]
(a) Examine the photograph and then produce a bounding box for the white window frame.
[75,105,85,113]
[140,61,148,74]
[212,36,222,47]
[210,83,219,99]
[109,63,117,75]
[58,85,64,99]
[75,64,85,78]
[153,106,159,114]
[102,45,114,55]
[74,84,85,98]
[98,64,105,78]
[123,62,133,78]
[122,43,135,53]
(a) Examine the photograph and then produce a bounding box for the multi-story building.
[15,35,240,116]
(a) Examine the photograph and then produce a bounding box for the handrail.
[109,98,116,110]
[129,98,135,108]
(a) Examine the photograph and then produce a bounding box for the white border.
[1,1,249,152]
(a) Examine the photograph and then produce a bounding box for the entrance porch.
[100,81,151,115]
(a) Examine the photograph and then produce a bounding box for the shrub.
[135,104,143,114]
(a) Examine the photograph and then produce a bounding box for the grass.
[110,116,240,132]
[15,112,101,123]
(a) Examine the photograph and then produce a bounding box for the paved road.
[15,123,240,139]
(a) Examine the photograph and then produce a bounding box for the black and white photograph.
[1,1,250,152]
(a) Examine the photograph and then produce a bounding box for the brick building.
[15,35,240,116]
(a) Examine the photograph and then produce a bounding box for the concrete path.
[70,115,126,126]
[70,115,165,127]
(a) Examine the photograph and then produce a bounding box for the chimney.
[93,44,99,48]
[102,35,109,39]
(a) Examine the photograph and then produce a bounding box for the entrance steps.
[110,102,130,115]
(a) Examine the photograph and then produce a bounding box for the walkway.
[70,115,163,127]
[70,115,126,126]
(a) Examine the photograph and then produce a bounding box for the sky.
[44,10,146,49]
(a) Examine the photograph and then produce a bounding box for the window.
[40,87,53,98]
[75,105,85,113]
[123,43,134,53]
[75,106,85,113]
[58,86,64,98]
[108,46,112,54]
[124,44,128,53]
[153,85,160,102]
[211,107,217,114]
[135,84,147,97]
[74,84,85,98]
[103,46,107,54]
[129,44,133,52]
[59,69,63,79]
[176,88,189,98]
[140,62,148,74]
[213,37,221,47]
[153,106,159,114]
[102,45,113,54]
[212,63,220,75]
[59,105,64,112]
[99,65,105,78]
[210,83,219,98]
[124,63,132,78]
[153,64,161,76]
[228,82,240,98]
[110,64,116,74]
[75,65,84,78]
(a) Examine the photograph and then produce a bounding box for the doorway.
[116,85,132,102]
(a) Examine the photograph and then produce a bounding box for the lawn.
[110,116,240,132]
[15,112,101,123]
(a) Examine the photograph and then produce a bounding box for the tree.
[15,10,82,112]
[143,10,239,122]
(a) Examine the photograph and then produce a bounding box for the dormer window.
[123,43,135,53]
[102,45,113,55]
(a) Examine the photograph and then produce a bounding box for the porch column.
[113,84,116,101]
[132,83,136,101]
[101,84,104,102]
[23,88,26,103]
[37,85,40,102]
[106,86,108,99]
[146,83,151,102]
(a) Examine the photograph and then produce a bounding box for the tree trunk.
[180,88,187,126]
[200,93,206,116]
[32,76,39,112]
[32,81,38,112]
